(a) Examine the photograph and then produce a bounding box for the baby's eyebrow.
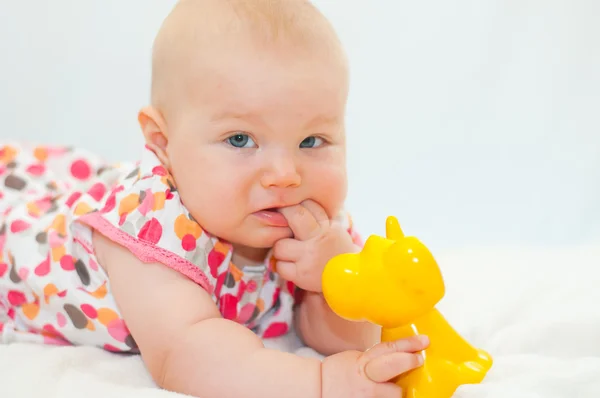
[209,111,340,130]
[303,114,340,130]
[210,111,266,125]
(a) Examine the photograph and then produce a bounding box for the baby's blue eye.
[300,136,324,148]
[227,133,256,148]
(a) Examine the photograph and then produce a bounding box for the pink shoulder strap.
[75,146,232,293]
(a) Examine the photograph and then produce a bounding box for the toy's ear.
[386,216,404,241]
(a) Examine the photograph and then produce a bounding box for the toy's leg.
[394,358,490,398]
[416,310,493,371]
[396,310,493,395]
[384,311,493,398]
[455,358,490,385]
[475,348,493,370]
[397,359,466,398]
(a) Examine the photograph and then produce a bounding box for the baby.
[0,0,429,397]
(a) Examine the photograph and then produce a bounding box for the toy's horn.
[386,216,404,240]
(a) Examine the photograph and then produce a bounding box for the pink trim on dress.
[80,212,214,294]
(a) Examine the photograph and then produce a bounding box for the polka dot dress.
[0,143,144,350]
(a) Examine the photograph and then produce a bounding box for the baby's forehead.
[150,0,346,111]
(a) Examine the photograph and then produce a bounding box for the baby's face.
[164,43,349,249]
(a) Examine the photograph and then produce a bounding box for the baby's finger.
[300,199,330,225]
[274,261,296,282]
[275,260,321,291]
[273,238,304,262]
[361,335,429,363]
[364,352,424,383]
[278,205,320,241]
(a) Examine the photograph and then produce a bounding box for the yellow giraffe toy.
[322,216,493,398]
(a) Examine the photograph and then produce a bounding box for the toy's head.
[322,216,446,328]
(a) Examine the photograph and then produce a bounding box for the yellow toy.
[322,216,493,398]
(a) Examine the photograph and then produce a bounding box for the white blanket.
[2,243,600,397]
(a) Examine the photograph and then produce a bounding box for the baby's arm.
[93,232,321,398]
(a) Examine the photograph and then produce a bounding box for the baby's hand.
[322,335,428,398]
[274,200,357,293]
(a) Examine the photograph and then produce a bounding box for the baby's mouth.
[253,207,288,227]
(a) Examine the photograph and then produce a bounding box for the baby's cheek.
[311,166,347,215]
[203,185,237,213]
[176,174,235,224]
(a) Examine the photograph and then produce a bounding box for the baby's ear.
[138,106,171,168]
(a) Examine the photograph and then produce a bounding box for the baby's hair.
[149,0,345,114]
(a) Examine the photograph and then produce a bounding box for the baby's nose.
[260,156,301,188]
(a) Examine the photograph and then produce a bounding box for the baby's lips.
[252,208,289,227]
